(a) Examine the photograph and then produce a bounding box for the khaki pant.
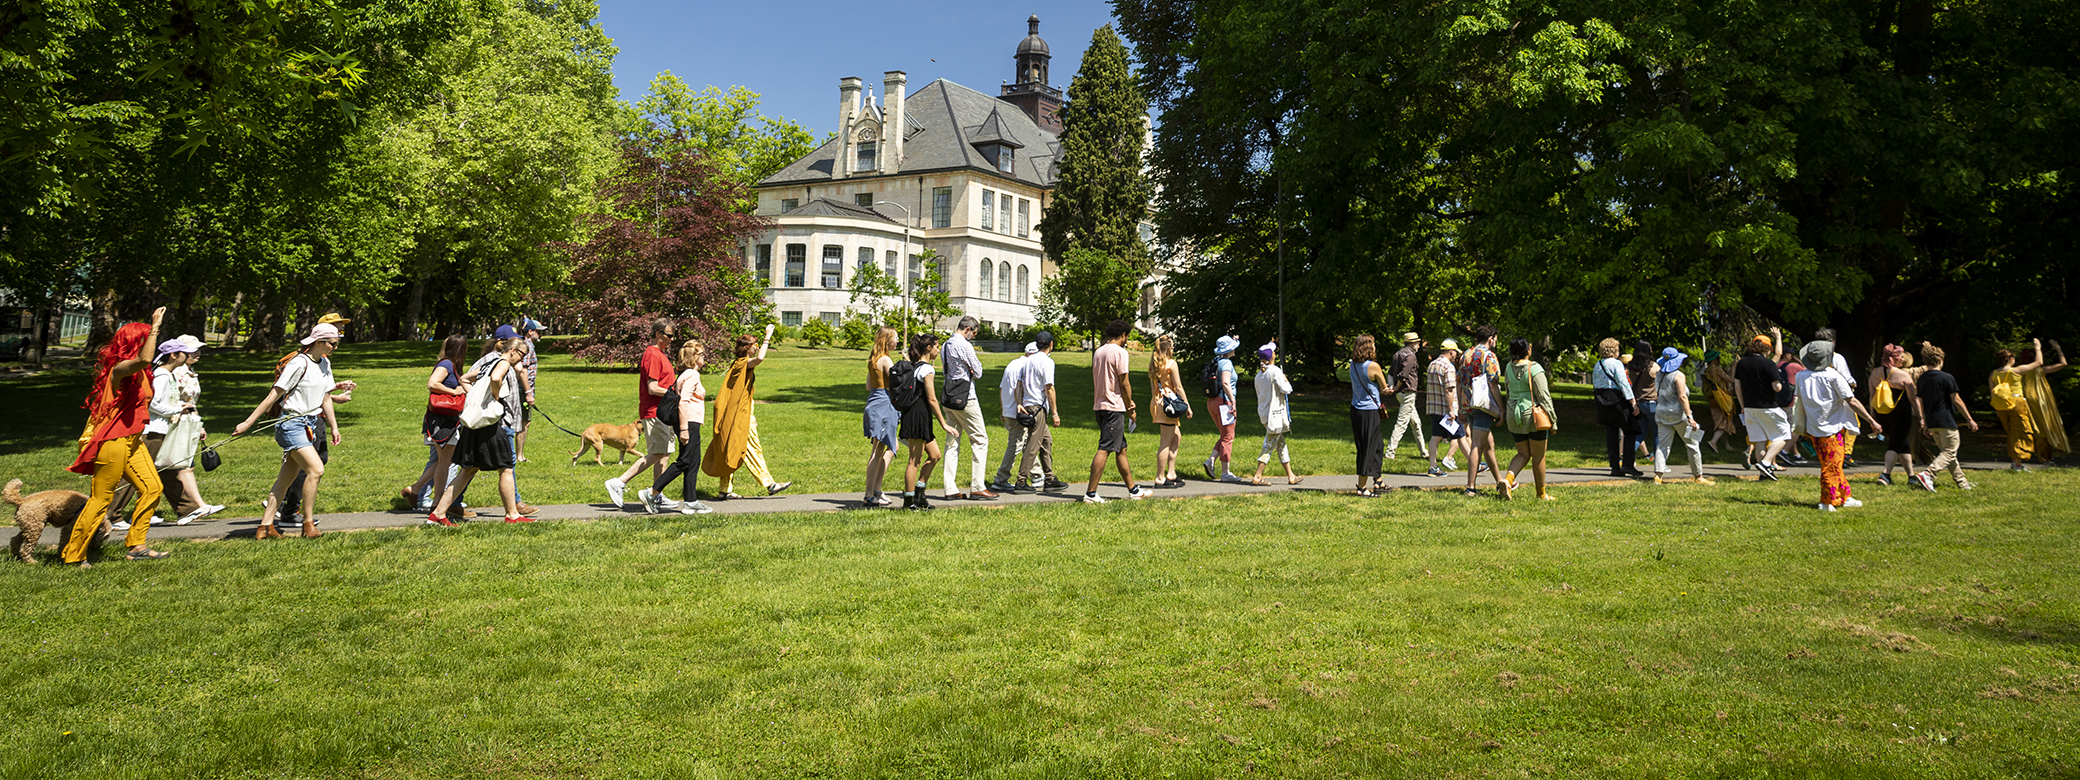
[1016,408,1055,486]
[941,396,990,494]
[105,432,200,523]
[716,418,773,495]
[994,417,1041,486]
[1922,427,1970,487]
[1386,392,1427,458]
[66,433,160,562]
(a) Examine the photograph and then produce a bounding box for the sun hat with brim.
[317,313,350,326]
[1215,335,1240,356]
[1657,347,1688,375]
[1439,338,1461,352]
[156,338,198,358]
[1800,342,1835,374]
[299,323,342,345]
[1402,332,1422,344]
[176,334,203,350]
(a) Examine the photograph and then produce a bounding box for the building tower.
[998,15,1063,134]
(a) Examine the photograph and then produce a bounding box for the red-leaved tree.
[546,135,773,365]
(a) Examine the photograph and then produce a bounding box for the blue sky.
[595,1,1124,138]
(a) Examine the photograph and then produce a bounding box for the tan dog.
[5,479,108,564]
[571,422,645,466]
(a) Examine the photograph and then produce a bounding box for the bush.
[800,318,836,348]
[770,325,796,347]
[839,315,875,350]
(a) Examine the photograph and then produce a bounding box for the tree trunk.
[222,291,245,348]
[401,275,427,341]
[86,287,117,355]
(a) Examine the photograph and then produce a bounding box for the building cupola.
[999,15,1063,134]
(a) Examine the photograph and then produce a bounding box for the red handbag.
[428,391,466,415]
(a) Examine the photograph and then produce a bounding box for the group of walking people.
[44,306,2071,566]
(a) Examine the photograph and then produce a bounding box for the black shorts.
[1511,430,1550,443]
[521,405,533,425]
[1096,410,1128,452]
[1427,413,1464,440]
[455,424,516,471]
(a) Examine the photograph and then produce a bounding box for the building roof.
[783,197,903,224]
[758,78,1060,190]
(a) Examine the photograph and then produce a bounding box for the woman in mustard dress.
[1988,341,2045,471]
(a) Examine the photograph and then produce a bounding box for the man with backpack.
[990,342,1040,493]
[1014,332,1066,492]
[606,319,678,511]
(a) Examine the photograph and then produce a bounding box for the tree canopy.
[1117,0,2080,386]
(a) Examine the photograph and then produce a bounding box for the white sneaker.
[1817,503,1837,512]
[638,488,660,514]
[680,500,713,515]
[1443,457,1459,471]
[657,495,682,510]
[604,478,627,508]
[111,519,131,531]
[1201,457,1217,480]
[1219,473,1246,483]
[1081,493,1108,504]
[1842,497,1864,508]
[175,508,203,525]
[1127,486,1152,500]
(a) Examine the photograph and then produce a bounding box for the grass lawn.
[0,340,2019,517]
[3,470,2076,777]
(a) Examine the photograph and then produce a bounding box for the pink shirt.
[1092,342,1130,411]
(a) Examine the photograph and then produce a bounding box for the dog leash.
[161,415,290,471]
[525,402,588,438]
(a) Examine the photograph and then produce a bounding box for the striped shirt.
[1425,355,1458,417]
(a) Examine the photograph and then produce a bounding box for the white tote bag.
[459,373,504,430]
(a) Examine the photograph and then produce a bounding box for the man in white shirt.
[940,316,996,500]
[1015,332,1064,492]
[990,343,1039,492]
[1796,341,1884,512]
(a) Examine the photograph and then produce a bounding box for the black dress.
[898,365,937,443]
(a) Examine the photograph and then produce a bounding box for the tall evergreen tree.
[1038,25,1153,271]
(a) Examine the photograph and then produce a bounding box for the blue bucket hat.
[1214,335,1240,356]
[1657,346,1688,375]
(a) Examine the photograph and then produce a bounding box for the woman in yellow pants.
[63,307,172,567]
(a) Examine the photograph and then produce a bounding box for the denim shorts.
[1468,410,1497,432]
[276,414,322,452]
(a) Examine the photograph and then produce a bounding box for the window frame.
[755,244,773,285]
[981,190,995,231]
[931,187,952,228]
[821,245,844,289]
[784,244,807,288]
[1017,199,1030,237]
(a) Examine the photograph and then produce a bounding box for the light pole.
[876,200,914,343]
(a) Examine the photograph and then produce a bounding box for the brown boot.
[300,518,322,538]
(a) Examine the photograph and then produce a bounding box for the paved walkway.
[7,457,2023,547]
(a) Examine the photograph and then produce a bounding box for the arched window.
[1016,265,1030,305]
[980,261,994,301]
[998,262,1011,301]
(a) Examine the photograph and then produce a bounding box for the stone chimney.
[837,76,863,179]
[881,71,907,175]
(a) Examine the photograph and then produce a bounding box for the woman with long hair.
[897,333,958,510]
[62,308,171,566]
[1461,325,1511,498]
[1502,338,1557,500]
[1148,334,1192,487]
[703,325,792,498]
[1348,335,1387,496]
[430,334,530,524]
[862,326,901,507]
[645,338,711,514]
[1701,350,1739,452]
[233,322,344,539]
[1989,340,2058,471]
[2015,340,2068,463]
[408,334,470,512]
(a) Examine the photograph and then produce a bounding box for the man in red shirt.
[605,320,678,509]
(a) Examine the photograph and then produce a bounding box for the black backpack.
[889,359,921,411]
[655,382,681,429]
[1199,359,1224,399]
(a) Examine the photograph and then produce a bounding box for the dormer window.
[978,143,1015,174]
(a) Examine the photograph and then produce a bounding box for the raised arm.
[111,307,167,382]
[2044,339,2067,374]
[746,323,774,369]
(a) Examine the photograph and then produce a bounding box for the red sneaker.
[425,514,455,527]
[503,516,536,523]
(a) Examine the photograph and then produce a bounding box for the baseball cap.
[494,324,520,340]
[1439,338,1461,351]
[317,313,350,326]
[1023,342,1038,355]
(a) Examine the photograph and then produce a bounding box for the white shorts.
[1741,407,1792,443]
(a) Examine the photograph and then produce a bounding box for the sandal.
[1287,477,1306,485]
[1356,488,1378,498]
[1250,478,1266,486]
[125,548,170,560]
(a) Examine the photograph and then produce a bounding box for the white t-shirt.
[1020,352,1055,410]
[999,356,1028,419]
[1798,367,1859,437]
[675,368,705,426]
[274,353,334,418]
[470,352,523,429]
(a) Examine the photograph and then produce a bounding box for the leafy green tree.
[1036,25,1153,270]
[632,75,821,196]
[845,260,902,326]
[838,314,876,350]
[1038,248,1141,337]
[905,250,960,336]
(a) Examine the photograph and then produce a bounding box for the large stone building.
[747,17,1065,334]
